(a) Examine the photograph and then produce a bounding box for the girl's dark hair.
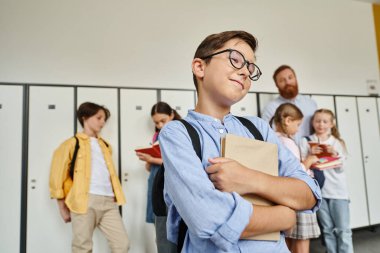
[311,109,346,151]
[151,101,181,131]
[151,101,181,119]
[77,102,110,127]
[269,103,303,136]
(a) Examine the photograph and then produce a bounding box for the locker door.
[160,90,195,118]
[231,93,258,116]
[357,97,380,225]
[335,97,369,228]
[0,85,23,253]
[120,89,157,253]
[311,95,335,112]
[27,86,74,253]
[258,93,278,116]
[77,87,119,253]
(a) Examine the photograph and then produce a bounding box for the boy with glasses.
[159,31,321,253]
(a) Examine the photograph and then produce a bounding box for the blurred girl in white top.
[299,109,353,253]
[270,103,320,253]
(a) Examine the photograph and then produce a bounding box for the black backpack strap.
[69,136,80,179]
[176,119,201,253]
[235,116,264,141]
[304,136,311,142]
[178,119,202,158]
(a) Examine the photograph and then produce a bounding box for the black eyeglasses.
[201,49,262,81]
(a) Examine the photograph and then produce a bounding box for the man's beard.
[279,84,299,99]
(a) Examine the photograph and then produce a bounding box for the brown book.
[221,134,280,241]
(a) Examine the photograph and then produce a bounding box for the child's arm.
[49,139,73,200]
[136,152,163,165]
[207,158,317,211]
[241,205,296,238]
[57,199,71,223]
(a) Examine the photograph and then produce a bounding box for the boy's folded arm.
[160,122,252,250]
[240,204,296,238]
[249,170,318,211]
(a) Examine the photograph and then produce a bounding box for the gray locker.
[0,85,23,253]
[77,87,120,253]
[160,90,195,118]
[258,93,278,116]
[335,97,369,228]
[27,86,74,253]
[231,92,258,116]
[120,89,157,253]
[311,95,335,112]
[357,97,380,225]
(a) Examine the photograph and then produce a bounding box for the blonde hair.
[311,109,347,151]
[270,103,303,136]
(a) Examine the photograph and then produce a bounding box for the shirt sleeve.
[49,139,73,199]
[254,120,321,212]
[159,121,253,251]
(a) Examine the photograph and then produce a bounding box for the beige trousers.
[71,194,129,253]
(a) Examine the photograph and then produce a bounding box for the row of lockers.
[1,84,380,253]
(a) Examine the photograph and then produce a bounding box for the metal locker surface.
[160,90,195,118]
[120,89,157,253]
[231,92,258,116]
[27,86,74,253]
[335,96,369,228]
[0,85,23,253]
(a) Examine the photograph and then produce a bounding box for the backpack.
[304,136,325,189]
[69,136,109,179]
[152,116,264,253]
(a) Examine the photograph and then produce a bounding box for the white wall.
[0,0,378,95]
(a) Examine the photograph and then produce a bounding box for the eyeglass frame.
[200,48,262,81]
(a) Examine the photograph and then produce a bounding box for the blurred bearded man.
[261,65,317,143]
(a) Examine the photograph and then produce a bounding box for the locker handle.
[175,106,181,110]
[366,109,370,112]
[31,179,36,183]
[241,107,246,111]
[345,109,349,112]
[0,104,2,109]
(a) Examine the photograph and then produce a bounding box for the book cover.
[308,142,334,158]
[221,134,280,241]
[312,156,342,170]
[135,143,161,158]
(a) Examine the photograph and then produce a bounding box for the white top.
[261,95,318,144]
[299,134,349,200]
[89,137,114,197]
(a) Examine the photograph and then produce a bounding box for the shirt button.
[219,129,224,134]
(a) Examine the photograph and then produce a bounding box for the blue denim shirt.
[159,110,321,253]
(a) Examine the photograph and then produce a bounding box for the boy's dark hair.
[77,102,110,127]
[192,30,258,91]
[273,65,296,85]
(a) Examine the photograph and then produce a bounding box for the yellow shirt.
[49,132,126,214]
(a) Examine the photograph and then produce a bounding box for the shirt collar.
[187,110,234,123]
[76,132,103,141]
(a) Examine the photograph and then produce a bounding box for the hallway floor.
[310,225,380,253]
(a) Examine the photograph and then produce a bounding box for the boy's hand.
[206,157,253,195]
[57,199,71,223]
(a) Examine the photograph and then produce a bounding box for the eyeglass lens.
[229,50,257,78]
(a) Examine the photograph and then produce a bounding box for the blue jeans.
[317,198,353,253]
